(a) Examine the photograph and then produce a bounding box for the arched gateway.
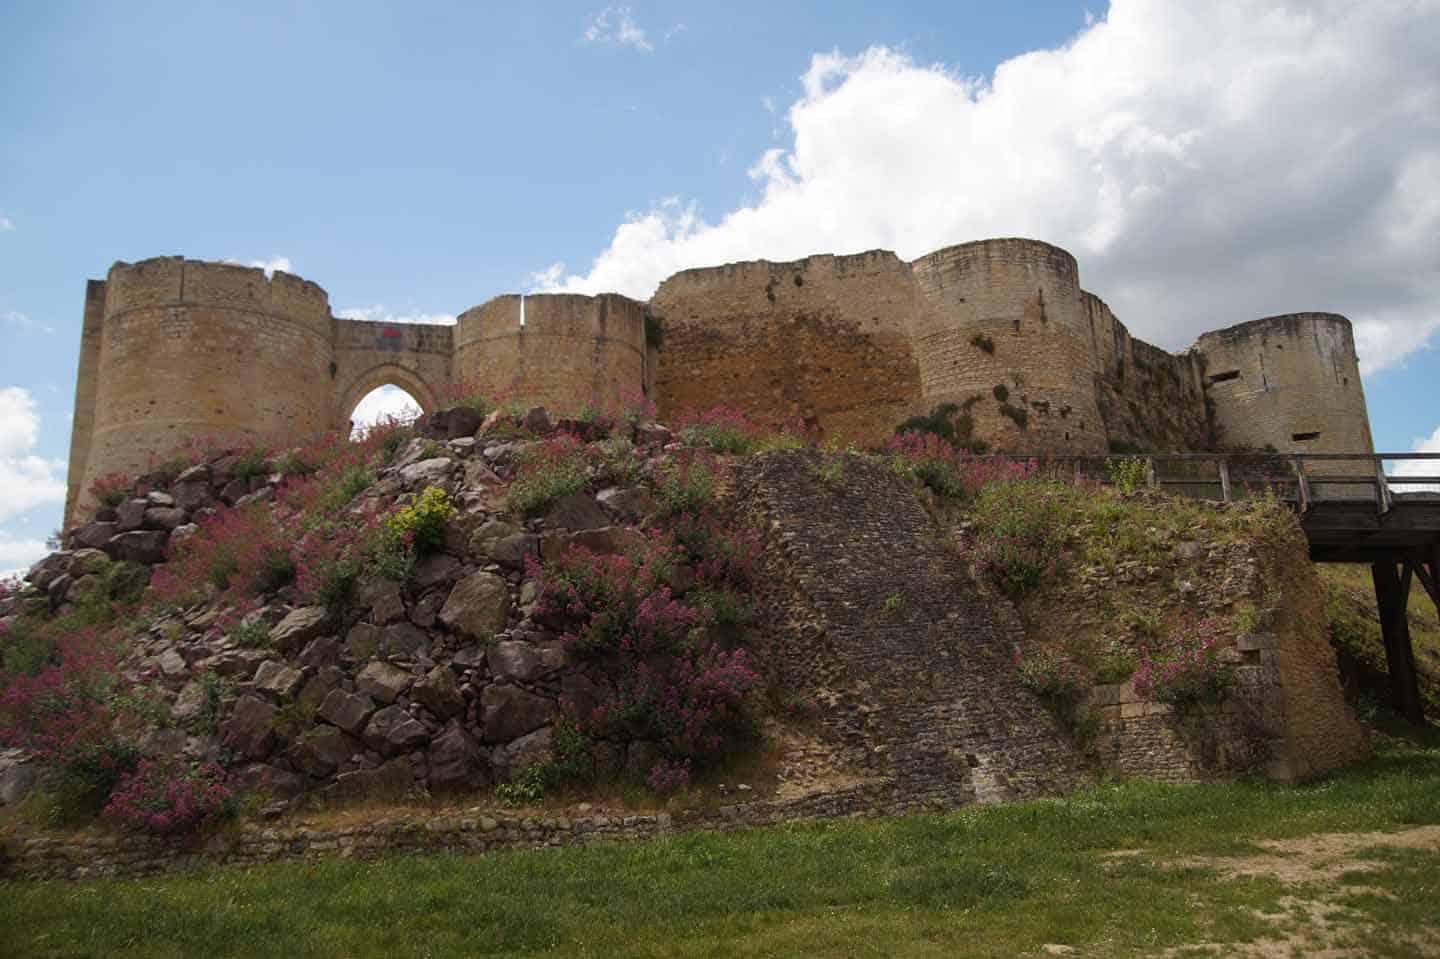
[63,258,650,525]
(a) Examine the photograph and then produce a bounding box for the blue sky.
[2,1,1438,573]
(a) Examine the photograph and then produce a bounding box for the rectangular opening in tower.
[1292,431,1321,442]
[1208,370,1241,384]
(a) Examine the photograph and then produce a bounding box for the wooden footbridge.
[1033,452,1440,725]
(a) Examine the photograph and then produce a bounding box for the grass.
[1322,563,1440,713]
[4,743,1440,958]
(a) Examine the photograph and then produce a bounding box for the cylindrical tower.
[1194,313,1373,455]
[909,238,1107,453]
[453,293,646,413]
[75,257,335,521]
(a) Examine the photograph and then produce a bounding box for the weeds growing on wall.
[508,434,590,514]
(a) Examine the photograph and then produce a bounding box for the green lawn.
[5,743,1440,959]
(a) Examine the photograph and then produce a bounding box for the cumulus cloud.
[2,310,55,335]
[0,386,67,525]
[582,6,653,52]
[339,304,456,326]
[1389,424,1440,493]
[223,255,293,276]
[0,534,51,580]
[348,385,422,435]
[540,1,1440,374]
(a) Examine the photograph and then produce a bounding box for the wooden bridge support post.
[1372,561,1425,726]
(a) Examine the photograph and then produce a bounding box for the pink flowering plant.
[104,759,238,834]
[1130,616,1236,705]
[957,478,1071,599]
[530,503,762,790]
[887,433,1037,502]
[0,624,142,815]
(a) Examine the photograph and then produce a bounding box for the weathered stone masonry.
[64,239,1374,526]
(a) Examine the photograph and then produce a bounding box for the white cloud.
[582,6,653,52]
[540,1,1440,374]
[348,385,423,435]
[0,534,51,580]
[0,214,14,232]
[222,255,293,276]
[1389,425,1440,493]
[0,386,67,525]
[2,310,55,335]
[339,304,456,326]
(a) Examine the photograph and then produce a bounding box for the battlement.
[63,238,1376,526]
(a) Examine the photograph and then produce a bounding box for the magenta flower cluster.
[104,759,237,834]
[1130,617,1235,705]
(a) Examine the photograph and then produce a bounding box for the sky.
[1,0,1438,575]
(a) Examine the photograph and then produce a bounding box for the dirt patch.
[1154,826,1440,958]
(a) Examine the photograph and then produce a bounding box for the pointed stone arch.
[335,362,441,431]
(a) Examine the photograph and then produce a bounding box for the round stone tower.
[453,293,648,413]
[75,257,335,518]
[909,238,1108,453]
[1194,313,1373,455]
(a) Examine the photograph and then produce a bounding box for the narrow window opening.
[1292,430,1321,442]
[1208,370,1241,384]
[519,294,526,329]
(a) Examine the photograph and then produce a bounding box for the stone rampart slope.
[738,450,1090,806]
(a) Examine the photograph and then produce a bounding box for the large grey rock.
[145,490,176,508]
[412,665,465,719]
[356,661,412,705]
[358,577,405,624]
[635,423,672,446]
[444,406,484,439]
[297,636,341,669]
[399,457,454,490]
[540,526,646,562]
[290,725,356,778]
[0,749,39,806]
[172,681,209,724]
[492,726,554,781]
[520,406,553,434]
[488,533,538,568]
[222,695,278,760]
[317,689,376,735]
[143,506,188,531]
[543,492,610,531]
[172,479,214,512]
[364,705,430,754]
[106,529,169,564]
[343,621,429,660]
[439,570,511,639]
[427,723,488,790]
[66,548,110,578]
[325,757,414,801]
[70,522,117,550]
[253,660,305,700]
[297,666,345,710]
[234,762,307,801]
[412,553,461,590]
[115,498,149,532]
[597,486,656,522]
[480,685,553,743]
[269,607,329,652]
[487,641,543,682]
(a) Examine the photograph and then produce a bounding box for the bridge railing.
[1007,452,1440,515]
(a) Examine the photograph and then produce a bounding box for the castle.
[63,237,1374,526]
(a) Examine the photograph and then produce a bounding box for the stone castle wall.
[64,241,1375,527]
[649,251,922,441]
[1196,313,1373,456]
[454,293,647,416]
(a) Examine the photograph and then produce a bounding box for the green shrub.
[656,454,719,517]
[386,486,456,553]
[508,435,589,514]
[970,333,995,354]
[230,447,271,481]
[1107,457,1149,496]
[229,621,272,649]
